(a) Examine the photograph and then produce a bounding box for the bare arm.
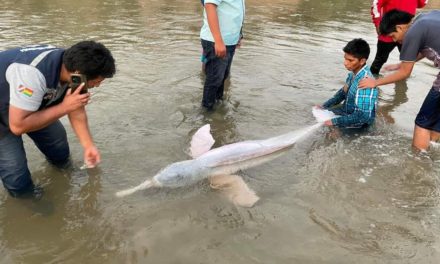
[9,85,89,135]
[9,103,67,135]
[383,53,425,72]
[68,107,101,167]
[68,107,93,148]
[205,3,226,58]
[376,61,414,86]
[359,61,415,88]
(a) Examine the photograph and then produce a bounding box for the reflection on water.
[0,0,439,263]
[377,80,409,124]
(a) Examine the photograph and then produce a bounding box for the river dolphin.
[116,108,336,207]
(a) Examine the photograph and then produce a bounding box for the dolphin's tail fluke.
[115,179,155,197]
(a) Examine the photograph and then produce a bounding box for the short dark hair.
[379,9,414,35]
[343,38,370,60]
[63,40,116,80]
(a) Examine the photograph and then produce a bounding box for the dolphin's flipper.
[115,179,155,197]
[312,106,339,123]
[209,175,259,208]
[190,124,215,158]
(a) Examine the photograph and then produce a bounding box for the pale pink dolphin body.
[116,108,335,207]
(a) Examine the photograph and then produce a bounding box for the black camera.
[70,74,88,94]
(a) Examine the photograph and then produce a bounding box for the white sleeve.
[5,63,47,111]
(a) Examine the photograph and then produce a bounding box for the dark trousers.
[201,39,236,110]
[0,120,70,196]
[370,40,402,75]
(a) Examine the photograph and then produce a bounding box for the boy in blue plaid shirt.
[318,38,378,128]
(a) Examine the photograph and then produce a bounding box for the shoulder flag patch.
[18,85,34,97]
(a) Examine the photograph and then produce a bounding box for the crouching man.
[0,41,116,197]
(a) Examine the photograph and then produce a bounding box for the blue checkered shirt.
[322,65,378,128]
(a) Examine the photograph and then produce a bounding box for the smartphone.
[70,73,88,94]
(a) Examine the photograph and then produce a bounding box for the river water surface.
[1,0,440,263]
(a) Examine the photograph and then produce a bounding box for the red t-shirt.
[371,0,428,42]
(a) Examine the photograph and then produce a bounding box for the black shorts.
[415,87,440,133]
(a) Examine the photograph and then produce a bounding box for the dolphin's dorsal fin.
[190,124,215,158]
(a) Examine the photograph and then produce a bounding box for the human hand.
[358,76,377,89]
[237,38,242,49]
[215,41,227,58]
[382,63,401,72]
[62,84,90,113]
[83,145,101,169]
[314,105,323,109]
[324,120,333,126]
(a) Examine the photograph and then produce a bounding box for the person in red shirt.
[370,0,427,75]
